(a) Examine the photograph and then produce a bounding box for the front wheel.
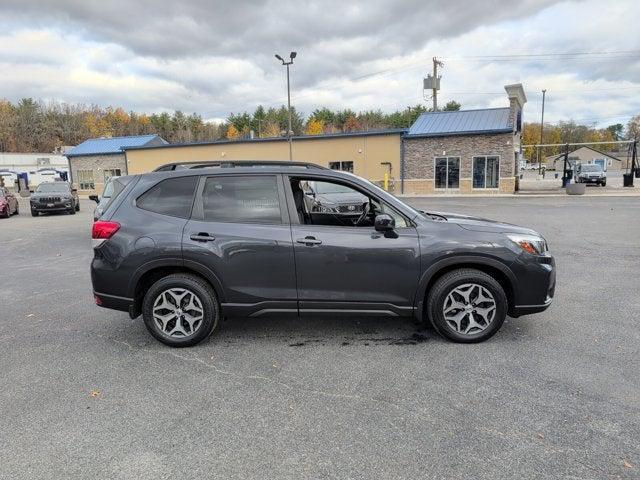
[31,209,38,217]
[601,180,606,187]
[142,274,219,347]
[427,268,508,343]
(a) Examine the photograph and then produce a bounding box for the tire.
[31,209,38,217]
[0,207,8,218]
[427,268,507,343]
[14,203,19,215]
[68,206,76,215]
[75,201,80,212]
[601,180,606,187]
[142,274,219,347]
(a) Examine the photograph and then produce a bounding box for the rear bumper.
[93,291,133,313]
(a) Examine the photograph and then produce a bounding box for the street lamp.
[275,51,296,161]
[538,89,546,177]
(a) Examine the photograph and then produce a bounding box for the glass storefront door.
[435,157,460,190]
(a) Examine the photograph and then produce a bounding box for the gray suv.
[91,161,555,347]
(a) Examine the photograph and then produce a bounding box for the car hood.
[315,192,367,204]
[31,191,71,198]
[427,211,539,235]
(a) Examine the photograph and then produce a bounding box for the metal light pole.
[275,51,296,161]
[538,89,546,176]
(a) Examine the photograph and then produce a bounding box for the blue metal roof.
[66,134,165,156]
[407,108,512,137]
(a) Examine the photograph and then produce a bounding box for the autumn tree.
[305,118,325,135]
[226,124,241,140]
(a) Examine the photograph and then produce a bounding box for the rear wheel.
[142,274,219,347]
[427,268,507,343]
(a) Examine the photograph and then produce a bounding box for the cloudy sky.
[1,0,638,126]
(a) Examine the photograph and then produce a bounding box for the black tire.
[68,206,76,215]
[427,268,507,343]
[75,201,80,211]
[14,203,19,215]
[601,180,606,187]
[31,209,38,217]
[142,273,219,347]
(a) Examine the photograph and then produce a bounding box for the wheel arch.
[128,259,226,318]
[414,256,517,321]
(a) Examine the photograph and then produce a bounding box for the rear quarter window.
[137,176,198,218]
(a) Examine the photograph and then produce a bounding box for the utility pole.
[432,57,444,111]
[275,51,297,161]
[538,89,547,176]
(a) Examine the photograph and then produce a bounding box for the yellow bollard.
[383,172,389,191]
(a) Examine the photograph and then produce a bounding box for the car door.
[182,174,297,317]
[286,175,421,317]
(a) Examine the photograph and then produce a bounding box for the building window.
[103,169,122,182]
[435,157,460,189]
[473,156,499,188]
[329,161,354,173]
[77,170,95,190]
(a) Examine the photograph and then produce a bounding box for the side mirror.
[374,213,395,232]
[72,188,78,193]
[89,194,99,203]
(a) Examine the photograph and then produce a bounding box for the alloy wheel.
[442,283,496,335]
[152,288,204,338]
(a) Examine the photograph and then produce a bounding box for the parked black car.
[0,187,19,218]
[30,182,79,216]
[91,161,555,347]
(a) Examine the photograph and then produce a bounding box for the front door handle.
[296,236,322,246]
[190,232,216,242]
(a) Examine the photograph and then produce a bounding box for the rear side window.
[201,175,281,224]
[137,176,198,218]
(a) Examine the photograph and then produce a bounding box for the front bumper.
[579,177,604,183]
[31,200,73,211]
[509,254,556,317]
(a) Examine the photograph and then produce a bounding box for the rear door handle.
[190,232,216,242]
[296,236,322,246]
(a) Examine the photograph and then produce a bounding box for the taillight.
[92,220,120,248]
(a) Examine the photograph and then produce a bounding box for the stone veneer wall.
[403,132,516,194]
[69,153,127,195]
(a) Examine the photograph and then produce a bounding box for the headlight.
[313,201,337,213]
[506,234,548,255]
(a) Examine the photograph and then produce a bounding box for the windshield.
[313,182,355,194]
[36,182,70,193]
[581,164,602,172]
[340,172,422,218]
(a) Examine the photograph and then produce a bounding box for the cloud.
[0,0,638,126]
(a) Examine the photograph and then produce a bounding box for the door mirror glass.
[89,194,100,203]
[374,214,395,232]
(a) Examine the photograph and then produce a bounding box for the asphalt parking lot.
[1,196,639,479]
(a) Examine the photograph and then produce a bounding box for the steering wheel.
[355,201,371,226]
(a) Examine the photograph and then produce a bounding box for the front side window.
[473,156,499,188]
[77,170,95,190]
[137,176,198,218]
[292,178,408,228]
[202,175,281,224]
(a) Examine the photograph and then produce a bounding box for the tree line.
[522,119,639,160]
[0,96,637,155]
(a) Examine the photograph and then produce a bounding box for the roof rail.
[152,160,328,172]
